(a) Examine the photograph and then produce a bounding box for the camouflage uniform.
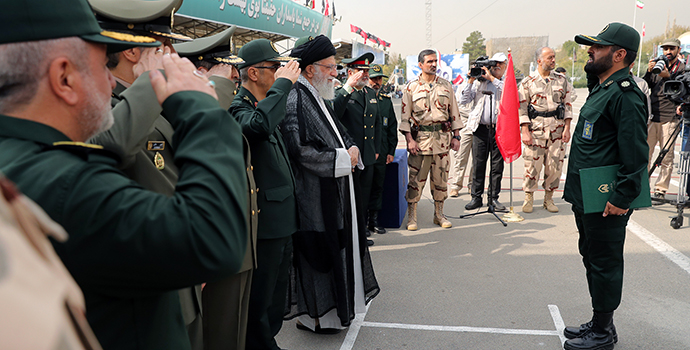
[400,75,463,203]
[519,71,572,193]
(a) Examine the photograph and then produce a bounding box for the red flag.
[495,52,521,163]
[324,0,329,16]
[642,22,646,37]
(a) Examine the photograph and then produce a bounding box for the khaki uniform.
[518,71,572,192]
[400,75,463,202]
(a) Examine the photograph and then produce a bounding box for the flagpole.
[637,23,644,77]
[500,48,524,223]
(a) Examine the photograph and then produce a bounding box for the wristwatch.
[453,135,461,141]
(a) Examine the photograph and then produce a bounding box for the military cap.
[0,0,159,52]
[174,26,244,65]
[89,0,193,42]
[342,52,375,69]
[368,64,388,78]
[660,38,681,48]
[575,22,640,52]
[237,39,298,69]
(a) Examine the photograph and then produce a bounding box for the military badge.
[383,117,388,126]
[369,98,377,104]
[154,152,165,170]
[583,120,594,140]
[147,141,165,151]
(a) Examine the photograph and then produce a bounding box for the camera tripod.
[649,114,690,228]
[460,90,508,227]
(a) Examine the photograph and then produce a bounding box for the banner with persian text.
[178,0,333,38]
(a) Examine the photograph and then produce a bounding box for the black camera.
[651,55,670,74]
[662,68,690,119]
[469,55,497,79]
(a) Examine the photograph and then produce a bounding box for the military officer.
[399,49,463,230]
[175,30,268,350]
[333,52,380,246]
[518,46,573,214]
[87,1,233,348]
[562,23,648,350]
[175,26,244,108]
[231,39,300,350]
[0,1,248,350]
[366,64,398,234]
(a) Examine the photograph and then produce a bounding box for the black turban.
[290,34,336,70]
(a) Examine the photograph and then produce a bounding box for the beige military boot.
[543,190,559,213]
[407,202,418,231]
[522,192,534,213]
[449,188,460,197]
[433,201,452,228]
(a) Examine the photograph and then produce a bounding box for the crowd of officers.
[0,0,395,349]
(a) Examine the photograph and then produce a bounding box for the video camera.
[469,55,497,80]
[662,67,690,119]
[651,55,670,74]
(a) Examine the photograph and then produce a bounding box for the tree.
[555,40,589,88]
[462,31,486,62]
[382,52,406,85]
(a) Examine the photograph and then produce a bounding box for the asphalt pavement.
[275,88,690,350]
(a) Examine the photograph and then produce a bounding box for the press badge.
[582,120,593,140]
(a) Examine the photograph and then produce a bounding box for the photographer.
[460,52,508,211]
[644,38,686,200]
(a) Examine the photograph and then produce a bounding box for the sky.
[325,0,690,57]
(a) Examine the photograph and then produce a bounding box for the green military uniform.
[0,91,249,350]
[367,64,399,232]
[561,23,648,350]
[333,53,380,243]
[231,39,298,350]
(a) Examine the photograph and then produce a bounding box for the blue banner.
[406,53,470,86]
[178,0,333,38]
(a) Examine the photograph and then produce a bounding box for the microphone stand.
[460,88,508,226]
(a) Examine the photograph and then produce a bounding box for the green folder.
[579,165,651,214]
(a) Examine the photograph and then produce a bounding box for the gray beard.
[313,69,335,100]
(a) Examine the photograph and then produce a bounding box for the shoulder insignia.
[52,141,103,149]
[618,79,634,91]
[604,80,615,88]
[46,142,119,162]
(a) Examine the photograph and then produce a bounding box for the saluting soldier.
[562,23,648,350]
[0,0,249,349]
[333,52,380,246]
[175,30,264,350]
[366,64,398,234]
[86,1,234,348]
[518,46,573,214]
[231,39,300,350]
[399,49,463,230]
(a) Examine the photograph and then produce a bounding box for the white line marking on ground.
[339,302,371,350]
[549,304,567,346]
[628,220,690,275]
[360,321,559,336]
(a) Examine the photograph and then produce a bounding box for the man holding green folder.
[562,23,649,350]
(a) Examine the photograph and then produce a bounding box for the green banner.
[178,0,332,39]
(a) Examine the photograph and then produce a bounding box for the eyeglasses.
[313,63,343,71]
[253,64,281,71]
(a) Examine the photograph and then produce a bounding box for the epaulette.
[617,78,635,92]
[45,141,120,162]
[380,93,391,99]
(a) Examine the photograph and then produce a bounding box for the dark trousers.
[368,158,387,211]
[471,124,504,199]
[246,236,293,350]
[354,166,374,237]
[573,207,629,313]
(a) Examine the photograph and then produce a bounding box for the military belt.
[528,104,565,120]
[418,123,450,132]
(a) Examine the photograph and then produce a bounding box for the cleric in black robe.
[281,35,379,332]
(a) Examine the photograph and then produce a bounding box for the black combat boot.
[367,210,386,234]
[563,311,616,350]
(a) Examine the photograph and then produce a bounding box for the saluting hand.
[275,60,301,84]
[345,70,364,89]
[133,45,171,79]
[150,53,218,105]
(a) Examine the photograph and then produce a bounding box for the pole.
[501,162,524,222]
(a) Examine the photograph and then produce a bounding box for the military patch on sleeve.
[383,117,388,126]
[583,120,594,140]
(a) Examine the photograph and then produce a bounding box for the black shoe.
[465,197,482,210]
[367,211,386,234]
[366,229,371,237]
[367,239,374,246]
[489,199,506,211]
[563,329,615,350]
[296,322,342,335]
[653,192,665,200]
[373,226,386,234]
[564,321,618,343]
